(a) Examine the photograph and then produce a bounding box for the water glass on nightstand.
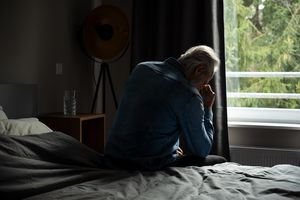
[63,90,76,116]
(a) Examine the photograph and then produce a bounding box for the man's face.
[190,64,214,89]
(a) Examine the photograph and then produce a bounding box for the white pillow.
[18,117,39,122]
[0,106,8,120]
[0,118,53,136]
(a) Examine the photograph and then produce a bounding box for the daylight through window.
[224,0,300,124]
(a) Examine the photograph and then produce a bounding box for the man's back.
[104,58,213,170]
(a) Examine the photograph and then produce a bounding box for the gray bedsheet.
[0,132,299,200]
[26,164,300,200]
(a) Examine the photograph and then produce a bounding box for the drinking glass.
[63,90,76,116]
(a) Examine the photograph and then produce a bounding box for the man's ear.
[194,64,206,75]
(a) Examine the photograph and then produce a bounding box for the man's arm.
[179,92,214,157]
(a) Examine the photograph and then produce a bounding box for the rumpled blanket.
[0,132,299,200]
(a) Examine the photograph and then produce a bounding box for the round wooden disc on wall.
[82,5,129,61]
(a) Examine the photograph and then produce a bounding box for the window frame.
[226,71,300,125]
[223,0,300,126]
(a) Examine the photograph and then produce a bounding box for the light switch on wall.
[56,63,63,75]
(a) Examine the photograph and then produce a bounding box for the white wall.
[0,0,133,138]
[0,0,94,114]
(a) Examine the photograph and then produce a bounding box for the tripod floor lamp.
[82,5,129,113]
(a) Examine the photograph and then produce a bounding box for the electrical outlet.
[56,63,63,75]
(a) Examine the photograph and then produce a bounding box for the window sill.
[228,121,300,130]
[227,107,300,125]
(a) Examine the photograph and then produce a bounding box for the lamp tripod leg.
[90,62,118,114]
[105,64,118,109]
[91,64,104,113]
[102,64,106,113]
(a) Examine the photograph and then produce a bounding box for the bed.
[1,84,300,200]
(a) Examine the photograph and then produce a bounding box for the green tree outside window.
[224,0,300,109]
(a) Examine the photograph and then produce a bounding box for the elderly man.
[104,45,227,171]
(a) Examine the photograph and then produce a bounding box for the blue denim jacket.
[104,57,214,170]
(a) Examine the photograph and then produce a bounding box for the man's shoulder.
[138,61,165,71]
[139,60,163,65]
[134,57,179,72]
[131,61,163,74]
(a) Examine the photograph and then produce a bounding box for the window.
[224,0,300,125]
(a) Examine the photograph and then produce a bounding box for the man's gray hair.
[178,45,220,75]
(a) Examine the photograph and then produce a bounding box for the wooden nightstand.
[39,113,105,153]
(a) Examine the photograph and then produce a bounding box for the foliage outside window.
[224,0,300,109]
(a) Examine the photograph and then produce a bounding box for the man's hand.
[176,147,184,157]
[199,84,215,108]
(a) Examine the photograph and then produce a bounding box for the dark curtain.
[130,0,230,161]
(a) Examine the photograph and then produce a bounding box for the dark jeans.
[104,154,227,171]
[166,155,227,168]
